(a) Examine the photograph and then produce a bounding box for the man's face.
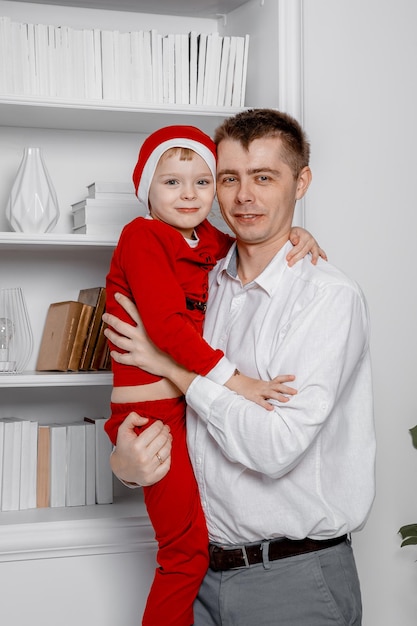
[216,137,311,248]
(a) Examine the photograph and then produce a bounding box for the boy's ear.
[295,166,312,200]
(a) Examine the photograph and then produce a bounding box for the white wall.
[303,1,417,624]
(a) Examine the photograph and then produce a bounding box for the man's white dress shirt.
[186,240,376,545]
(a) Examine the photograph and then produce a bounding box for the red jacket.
[106,216,234,386]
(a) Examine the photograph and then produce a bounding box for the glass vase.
[6,147,60,233]
[0,288,34,373]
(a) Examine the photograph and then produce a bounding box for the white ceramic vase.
[6,147,60,233]
[0,288,34,373]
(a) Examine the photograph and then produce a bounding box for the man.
[105,108,376,625]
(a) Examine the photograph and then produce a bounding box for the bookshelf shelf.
[0,96,243,135]
[0,1,302,623]
[0,371,112,388]
[0,232,118,250]
[0,491,155,562]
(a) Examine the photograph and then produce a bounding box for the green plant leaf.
[399,524,417,538]
[400,537,417,547]
[409,425,417,449]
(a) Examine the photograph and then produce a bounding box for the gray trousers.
[193,539,362,625]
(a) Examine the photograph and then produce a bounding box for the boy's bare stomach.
[111,378,182,403]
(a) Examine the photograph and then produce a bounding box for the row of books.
[0,15,250,106]
[72,181,142,238]
[0,416,113,511]
[36,286,110,372]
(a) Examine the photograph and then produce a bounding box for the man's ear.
[295,166,312,200]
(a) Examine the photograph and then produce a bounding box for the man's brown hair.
[214,108,310,178]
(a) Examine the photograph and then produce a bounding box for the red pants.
[105,398,209,626]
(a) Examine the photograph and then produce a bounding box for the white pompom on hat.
[132,125,217,213]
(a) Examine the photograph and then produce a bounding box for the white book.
[71,27,85,99]
[196,32,207,106]
[18,22,31,96]
[1,418,22,512]
[59,25,72,100]
[66,422,86,507]
[189,31,198,106]
[85,420,96,505]
[87,181,134,196]
[174,33,190,104]
[130,30,144,104]
[71,196,138,212]
[73,223,125,237]
[101,29,115,100]
[174,33,183,105]
[47,24,57,98]
[11,20,24,95]
[0,16,13,94]
[83,28,96,100]
[92,28,103,99]
[150,29,162,104]
[217,36,230,107]
[142,30,152,103]
[161,35,169,104]
[84,417,113,505]
[203,32,222,106]
[0,420,4,508]
[224,36,237,108]
[72,204,139,229]
[50,423,67,508]
[118,30,132,102]
[18,418,38,510]
[162,33,175,105]
[27,420,38,509]
[26,21,37,96]
[231,36,245,108]
[240,34,250,107]
[34,22,49,96]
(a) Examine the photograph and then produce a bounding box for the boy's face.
[148,150,215,238]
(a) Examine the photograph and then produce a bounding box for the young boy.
[104,125,322,626]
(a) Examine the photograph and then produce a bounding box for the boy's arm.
[104,294,297,410]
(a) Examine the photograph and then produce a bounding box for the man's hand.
[287,226,327,266]
[110,412,172,486]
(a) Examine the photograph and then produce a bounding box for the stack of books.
[72,181,142,238]
[0,416,113,511]
[36,286,110,372]
[0,16,250,106]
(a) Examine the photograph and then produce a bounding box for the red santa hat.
[132,125,217,213]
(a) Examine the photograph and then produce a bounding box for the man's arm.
[104,285,369,479]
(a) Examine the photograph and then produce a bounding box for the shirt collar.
[216,240,293,295]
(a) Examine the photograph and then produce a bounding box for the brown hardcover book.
[68,302,94,371]
[98,344,111,370]
[36,425,50,508]
[89,320,108,371]
[36,301,93,371]
[78,287,107,370]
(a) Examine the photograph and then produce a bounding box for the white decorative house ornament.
[6,147,60,233]
[0,288,33,373]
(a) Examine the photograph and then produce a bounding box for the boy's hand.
[226,372,297,411]
[287,226,327,266]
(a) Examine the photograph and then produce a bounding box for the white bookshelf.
[0,1,302,624]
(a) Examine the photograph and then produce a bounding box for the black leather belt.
[185,297,207,312]
[209,534,347,571]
